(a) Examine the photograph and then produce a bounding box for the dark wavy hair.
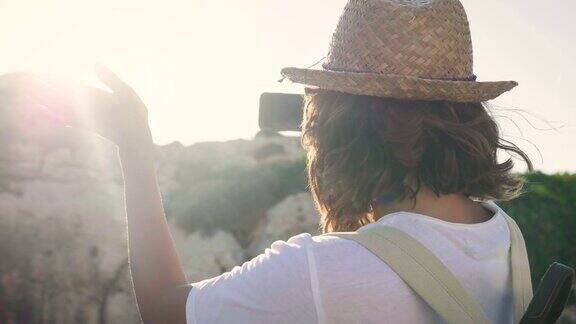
[302,89,533,233]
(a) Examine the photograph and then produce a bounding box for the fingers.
[95,64,134,95]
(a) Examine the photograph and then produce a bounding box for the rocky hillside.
[0,124,319,323]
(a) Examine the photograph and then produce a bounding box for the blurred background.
[0,0,574,323]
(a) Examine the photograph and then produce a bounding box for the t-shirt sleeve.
[186,233,318,324]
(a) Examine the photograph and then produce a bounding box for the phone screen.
[258,93,303,132]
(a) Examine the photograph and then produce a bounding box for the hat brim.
[281,67,517,103]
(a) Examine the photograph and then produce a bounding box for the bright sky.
[0,0,574,173]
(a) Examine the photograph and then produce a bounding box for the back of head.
[302,89,532,232]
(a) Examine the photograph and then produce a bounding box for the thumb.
[95,64,133,94]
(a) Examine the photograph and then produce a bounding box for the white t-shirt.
[186,201,514,323]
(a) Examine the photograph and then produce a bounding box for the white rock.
[171,224,245,283]
[247,192,320,257]
[0,132,311,323]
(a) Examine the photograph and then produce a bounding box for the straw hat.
[281,0,517,102]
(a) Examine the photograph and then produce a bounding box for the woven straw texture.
[281,0,518,102]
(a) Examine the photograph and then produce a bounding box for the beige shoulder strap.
[326,216,533,324]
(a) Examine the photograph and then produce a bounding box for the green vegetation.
[165,157,308,246]
[500,172,576,297]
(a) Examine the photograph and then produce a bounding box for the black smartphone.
[258,93,303,132]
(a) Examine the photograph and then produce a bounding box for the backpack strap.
[504,215,533,322]
[326,226,491,324]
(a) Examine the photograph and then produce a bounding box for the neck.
[373,187,492,224]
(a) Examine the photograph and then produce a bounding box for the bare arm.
[97,67,192,323]
[119,139,191,323]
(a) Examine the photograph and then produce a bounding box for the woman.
[9,0,533,323]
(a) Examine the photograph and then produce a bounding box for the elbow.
[138,285,191,324]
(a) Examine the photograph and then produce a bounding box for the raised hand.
[92,65,153,151]
[0,66,153,151]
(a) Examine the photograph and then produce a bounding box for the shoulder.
[187,233,319,324]
[309,232,400,284]
[192,232,315,293]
